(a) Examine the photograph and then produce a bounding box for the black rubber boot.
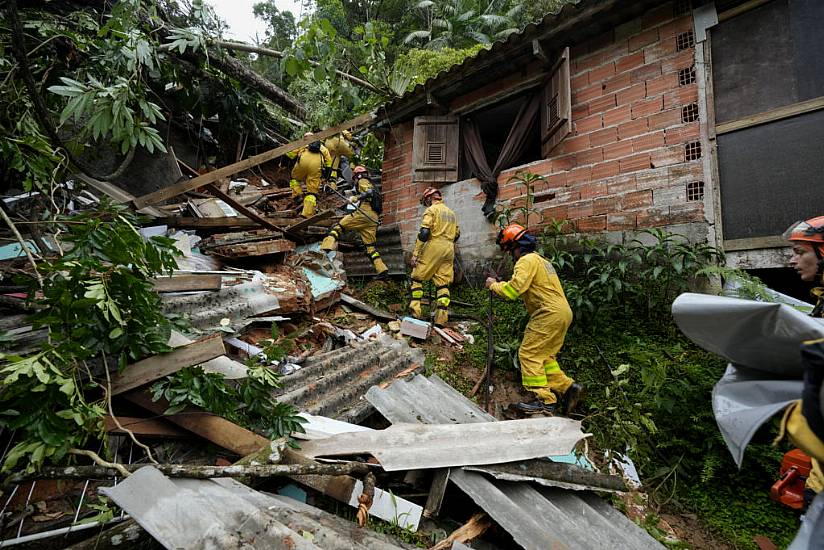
[515,401,558,415]
[561,383,585,415]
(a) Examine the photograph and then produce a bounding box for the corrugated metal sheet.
[379,0,672,123]
[366,374,664,550]
[274,335,425,423]
[341,225,406,277]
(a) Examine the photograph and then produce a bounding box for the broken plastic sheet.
[672,293,824,466]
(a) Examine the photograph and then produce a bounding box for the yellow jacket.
[290,149,330,191]
[352,176,378,219]
[287,144,332,165]
[491,252,570,317]
[324,135,353,170]
[413,200,459,259]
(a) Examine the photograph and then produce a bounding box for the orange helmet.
[784,217,824,254]
[421,187,442,206]
[352,165,368,175]
[497,223,528,251]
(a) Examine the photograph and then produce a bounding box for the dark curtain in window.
[462,90,542,220]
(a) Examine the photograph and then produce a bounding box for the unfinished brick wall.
[380,2,708,255]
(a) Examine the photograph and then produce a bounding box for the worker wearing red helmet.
[409,187,460,326]
[780,217,824,517]
[320,165,388,278]
[485,223,583,415]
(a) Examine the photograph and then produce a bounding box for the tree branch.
[0,205,43,289]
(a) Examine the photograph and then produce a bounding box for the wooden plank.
[723,235,788,252]
[74,173,166,218]
[424,468,450,518]
[151,274,222,292]
[158,217,258,229]
[340,293,396,321]
[133,112,375,208]
[716,96,824,135]
[103,416,189,438]
[124,390,270,456]
[205,184,285,234]
[285,209,334,233]
[110,334,225,396]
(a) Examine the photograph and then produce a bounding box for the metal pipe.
[0,518,124,547]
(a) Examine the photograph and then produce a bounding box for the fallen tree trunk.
[4,461,373,486]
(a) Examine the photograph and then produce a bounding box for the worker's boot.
[516,400,557,415]
[433,306,449,327]
[560,383,585,415]
[301,194,317,218]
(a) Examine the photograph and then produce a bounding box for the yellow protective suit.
[490,252,573,405]
[320,176,387,275]
[409,199,459,326]
[290,145,332,218]
[324,135,353,181]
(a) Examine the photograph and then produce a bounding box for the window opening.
[686,180,705,201]
[678,66,696,86]
[682,103,699,123]
[677,30,695,51]
[685,141,702,160]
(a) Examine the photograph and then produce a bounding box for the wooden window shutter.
[541,47,571,157]
[412,116,460,182]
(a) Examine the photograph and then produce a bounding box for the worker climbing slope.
[320,165,388,278]
[409,187,459,327]
[485,223,583,415]
[289,131,332,218]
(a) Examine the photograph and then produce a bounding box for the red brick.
[578,215,607,232]
[589,127,619,147]
[629,28,659,51]
[644,37,677,63]
[521,159,553,177]
[398,196,420,210]
[664,122,700,145]
[617,83,646,106]
[603,140,634,161]
[631,96,664,119]
[593,196,612,215]
[589,93,617,113]
[636,205,671,227]
[642,3,674,29]
[567,166,592,185]
[589,62,616,83]
[618,117,650,140]
[606,174,637,194]
[619,153,652,173]
[573,82,603,105]
[631,62,663,84]
[573,103,590,120]
[659,16,693,39]
[669,201,705,224]
[604,72,632,94]
[663,85,698,109]
[646,73,679,97]
[541,204,568,222]
[555,189,581,203]
[635,167,670,190]
[592,160,620,180]
[603,104,632,127]
[620,189,653,210]
[551,155,577,172]
[661,51,697,73]
[650,146,684,168]
[559,135,589,155]
[574,113,603,135]
[580,181,607,199]
[649,108,682,130]
[547,172,568,188]
[575,51,611,73]
[570,42,590,61]
[632,131,666,153]
[615,51,646,74]
[588,30,616,53]
[578,146,604,166]
[607,212,637,230]
[571,71,590,90]
[568,200,594,219]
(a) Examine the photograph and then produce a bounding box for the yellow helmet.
[342,130,353,141]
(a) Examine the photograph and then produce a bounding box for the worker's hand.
[349,195,358,203]
[484,277,496,289]
[410,256,418,268]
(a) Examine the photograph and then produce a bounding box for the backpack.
[307,140,321,153]
[370,183,383,215]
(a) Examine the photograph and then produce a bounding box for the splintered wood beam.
[151,274,222,292]
[132,112,375,208]
[110,334,225,396]
[284,209,334,233]
[205,184,286,234]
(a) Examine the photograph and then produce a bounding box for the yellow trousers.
[519,307,573,404]
[320,209,387,275]
[409,238,454,325]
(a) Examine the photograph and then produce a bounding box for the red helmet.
[352,165,368,175]
[497,223,528,251]
[421,187,442,206]
[784,217,824,254]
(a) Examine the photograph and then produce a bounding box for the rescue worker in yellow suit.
[779,216,824,520]
[289,132,332,218]
[485,223,583,415]
[320,165,389,278]
[324,130,354,182]
[409,187,459,327]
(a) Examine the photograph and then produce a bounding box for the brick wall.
[381,2,709,257]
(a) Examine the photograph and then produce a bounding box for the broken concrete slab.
[400,317,430,340]
[298,417,590,471]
